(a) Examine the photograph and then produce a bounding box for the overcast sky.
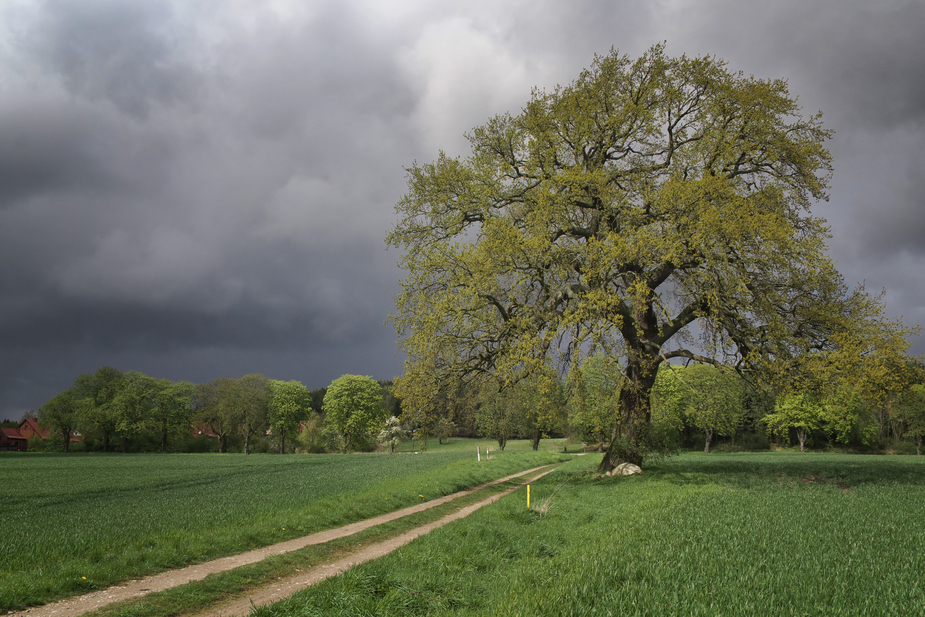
[1,0,923,419]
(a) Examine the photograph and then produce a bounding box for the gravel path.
[10,465,556,617]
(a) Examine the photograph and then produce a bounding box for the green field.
[251,452,925,617]
[0,442,567,611]
[5,448,924,616]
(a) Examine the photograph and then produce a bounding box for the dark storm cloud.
[0,105,108,209]
[0,0,922,418]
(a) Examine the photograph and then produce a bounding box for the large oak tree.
[388,45,907,470]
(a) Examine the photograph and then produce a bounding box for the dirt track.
[10,465,556,617]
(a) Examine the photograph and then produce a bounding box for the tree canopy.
[323,375,387,453]
[387,44,912,469]
[269,379,312,453]
[652,364,746,453]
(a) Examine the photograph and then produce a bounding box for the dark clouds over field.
[1,0,923,418]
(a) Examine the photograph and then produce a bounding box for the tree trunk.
[61,429,71,454]
[797,429,806,453]
[599,358,657,472]
[704,429,713,454]
[280,431,286,454]
[532,427,541,451]
[245,433,251,455]
[102,431,110,452]
[219,434,227,453]
[122,435,129,454]
[498,437,506,451]
[916,436,921,456]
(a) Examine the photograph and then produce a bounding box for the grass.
[82,468,553,617]
[0,444,567,611]
[249,452,925,617]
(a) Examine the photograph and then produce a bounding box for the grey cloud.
[661,1,925,131]
[22,0,205,118]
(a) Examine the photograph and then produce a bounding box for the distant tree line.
[24,352,925,456]
[29,368,403,454]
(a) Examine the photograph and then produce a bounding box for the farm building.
[16,417,50,440]
[0,418,82,452]
[0,426,27,451]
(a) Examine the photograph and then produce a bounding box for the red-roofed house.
[0,418,82,452]
[16,417,50,440]
[1,427,27,451]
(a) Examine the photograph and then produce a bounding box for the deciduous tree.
[474,378,524,451]
[820,386,875,452]
[111,371,157,453]
[894,384,925,455]
[38,388,83,453]
[388,44,909,469]
[434,417,456,444]
[656,364,746,453]
[323,375,386,453]
[567,355,621,450]
[149,379,194,453]
[764,393,823,452]
[74,366,124,452]
[269,379,311,453]
[233,374,270,455]
[194,377,238,453]
[378,416,407,453]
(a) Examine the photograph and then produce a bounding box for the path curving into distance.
[10,465,558,617]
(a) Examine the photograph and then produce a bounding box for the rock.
[611,463,642,476]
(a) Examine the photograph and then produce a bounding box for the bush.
[295,415,329,453]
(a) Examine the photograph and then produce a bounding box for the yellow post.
[527,485,531,509]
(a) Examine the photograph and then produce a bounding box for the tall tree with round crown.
[388,44,911,470]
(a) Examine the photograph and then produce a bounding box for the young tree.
[521,370,567,451]
[269,379,311,453]
[568,355,622,450]
[38,388,83,453]
[323,375,387,453]
[388,45,911,470]
[894,384,925,455]
[434,417,456,444]
[378,416,407,453]
[474,378,524,451]
[763,393,824,452]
